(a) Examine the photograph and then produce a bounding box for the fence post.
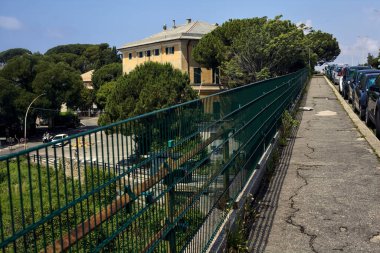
[166,140,176,253]
[223,131,230,206]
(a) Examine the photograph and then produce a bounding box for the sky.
[1,0,380,65]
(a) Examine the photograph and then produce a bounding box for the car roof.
[363,73,380,78]
[349,66,371,70]
[357,69,380,74]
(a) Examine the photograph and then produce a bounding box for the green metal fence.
[0,69,308,252]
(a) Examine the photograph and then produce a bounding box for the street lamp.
[198,82,203,96]
[24,93,45,149]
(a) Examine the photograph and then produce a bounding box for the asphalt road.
[248,76,380,252]
[0,117,100,158]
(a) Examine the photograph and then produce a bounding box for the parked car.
[353,72,380,119]
[51,134,69,147]
[339,66,350,94]
[343,66,372,101]
[326,64,336,81]
[366,75,380,137]
[332,65,344,85]
[349,69,379,103]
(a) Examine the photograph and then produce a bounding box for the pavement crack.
[304,143,315,159]
[286,167,318,253]
[304,153,313,159]
[332,243,348,251]
[306,143,315,153]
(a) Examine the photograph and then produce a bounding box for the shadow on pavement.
[247,92,307,252]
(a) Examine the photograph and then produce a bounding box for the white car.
[51,134,69,147]
[339,76,344,93]
[333,65,344,85]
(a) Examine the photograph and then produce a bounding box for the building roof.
[81,70,94,82]
[118,21,217,50]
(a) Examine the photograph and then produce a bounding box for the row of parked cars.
[325,64,380,137]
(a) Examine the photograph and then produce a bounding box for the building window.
[212,68,220,84]
[194,68,201,84]
[154,49,160,56]
[138,52,143,58]
[165,46,175,55]
[146,50,151,57]
[128,53,132,60]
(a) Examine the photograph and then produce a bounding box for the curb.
[323,76,380,157]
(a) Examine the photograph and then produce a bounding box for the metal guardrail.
[0,69,308,252]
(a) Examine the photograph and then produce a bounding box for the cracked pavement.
[248,76,380,252]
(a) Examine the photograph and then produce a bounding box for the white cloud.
[340,36,380,64]
[296,19,313,34]
[0,16,22,30]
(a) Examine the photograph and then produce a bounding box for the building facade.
[80,70,94,90]
[118,19,222,91]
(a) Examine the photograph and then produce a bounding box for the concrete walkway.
[248,76,380,252]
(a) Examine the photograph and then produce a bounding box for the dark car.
[347,68,375,102]
[326,64,336,81]
[353,72,380,119]
[342,66,371,100]
[366,75,380,137]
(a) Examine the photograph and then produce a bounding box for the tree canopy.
[45,43,120,73]
[0,54,42,91]
[96,81,117,110]
[193,16,341,87]
[92,62,122,90]
[0,48,32,64]
[306,30,341,65]
[98,62,197,125]
[0,42,121,135]
[367,50,380,69]
[32,62,83,110]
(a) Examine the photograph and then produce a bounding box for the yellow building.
[118,19,223,96]
[80,70,94,90]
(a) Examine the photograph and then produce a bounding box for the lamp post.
[198,81,203,97]
[24,93,45,149]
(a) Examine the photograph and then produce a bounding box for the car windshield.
[367,77,378,88]
[53,135,66,140]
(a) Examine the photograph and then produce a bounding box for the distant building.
[118,19,223,97]
[81,70,94,89]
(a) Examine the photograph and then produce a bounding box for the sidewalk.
[248,76,380,252]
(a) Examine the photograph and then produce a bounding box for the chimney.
[163,24,167,30]
[186,18,192,24]
[172,19,176,29]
